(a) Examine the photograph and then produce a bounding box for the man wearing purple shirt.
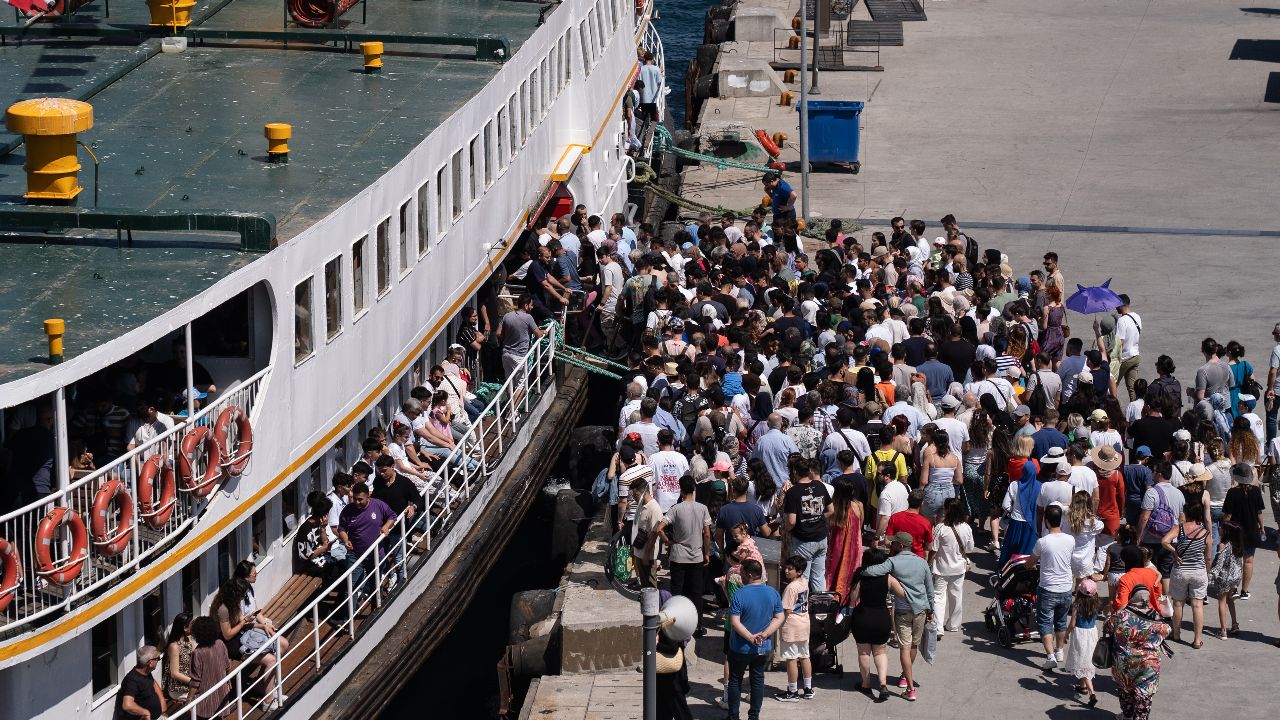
[337,483,397,608]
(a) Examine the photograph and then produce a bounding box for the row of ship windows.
[289,7,621,364]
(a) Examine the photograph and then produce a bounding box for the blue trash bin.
[799,100,864,172]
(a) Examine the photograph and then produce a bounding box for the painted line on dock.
[854,217,1280,238]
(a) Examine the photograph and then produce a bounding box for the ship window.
[540,58,550,114]
[250,504,267,561]
[324,256,342,340]
[483,121,494,187]
[507,95,518,160]
[398,200,411,273]
[352,235,367,316]
[282,474,301,540]
[562,34,571,85]
[91,612,119,697]
[376,218,391,296]
[436,165,449,235]
[451,150,464,219]
[592,7,604,56]
[578,23,590,76]
[496,108,508,171]
[530,69,541,124]
[181,561,201,615]
[605,0,615,31]
[416,183,430,257]
[587,11,599,64]
[469,134,482,200]
[294,277,315,364]
[142,587,165,649]
[520,81,530,145]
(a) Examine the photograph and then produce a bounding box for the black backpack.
[1026,370,1051,418]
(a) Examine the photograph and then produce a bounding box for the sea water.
[654,0,720,127]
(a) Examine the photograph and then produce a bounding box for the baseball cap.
[180,386,207,403]
[1012,404,1031,418]
[891,531,914,547]
[1078,578,1098,597]
[1135,445,1152,458]
[939,395,961,411]
[1088,408,1108,422]
[710,460,733,473]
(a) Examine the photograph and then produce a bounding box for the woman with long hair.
[929,499,974,633]
[855,366,881,407]
[920,428,962,522]
[1040,285,1066,365]
[999,463,1042,568]
[1224,340,1254,418]
[162,612,195,709]
[825,474,865,601]
[1221,463,1265,601]
[849,546,902,703]
[188,615,231,720]
[962,409,993,522]
[1160,497,1210,648]
[1228,416,1261,465]
[746,457,779,522]
[211,561,291,709]
[1067,491,1104,581]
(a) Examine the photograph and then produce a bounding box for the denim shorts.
[1036,589,1072,635]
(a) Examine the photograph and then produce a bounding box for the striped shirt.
[1173,523,1209,572]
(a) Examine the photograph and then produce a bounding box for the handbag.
[655,646,684,674]
[1092,631,1114,669]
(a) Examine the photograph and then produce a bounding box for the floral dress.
[1105,607,1171,720]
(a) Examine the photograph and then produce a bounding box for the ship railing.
[0,367,271,634]
[172,326,559,719]
[637,22,667,156]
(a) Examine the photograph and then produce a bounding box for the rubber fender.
[696,44,720,75]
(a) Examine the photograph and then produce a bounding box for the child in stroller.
[984,554,1041,647]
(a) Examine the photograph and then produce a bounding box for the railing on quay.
[172,324,560,719]
[0,367,271,634]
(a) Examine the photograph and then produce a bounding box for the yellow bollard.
[5,99,93,202]
[44,318,65,364]
[145,0,195,29]
[787,35,800,50]
[778,91,794,106]
[360,42,384,74]
[772,131,788,146]
[783,69,798,83]
[791,15,801,30]
[264,123,291,164]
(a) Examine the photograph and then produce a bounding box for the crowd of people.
[528,190,1280,720]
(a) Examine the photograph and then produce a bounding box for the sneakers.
[801,687,815,700]
[898,676,909,689]
[1054,648,1065,663]
[1239,591,1252,601]
[873,687,890,703]
[773,690,801,703]
[1042,655,1059,671]
[905,689,918,702]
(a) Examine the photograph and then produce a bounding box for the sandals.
[1191,640,1203,649]
[1228,624,1240,637]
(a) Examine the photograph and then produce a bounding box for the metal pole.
[640,587,659,720]
[811,0,823,95]
[185,323,196,419]
[54,387,70,494]
[798,0,811,221]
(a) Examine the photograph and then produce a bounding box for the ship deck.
[0,0,545,382]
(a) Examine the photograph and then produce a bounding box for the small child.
[722,524,765,588]
[773,556,813,702]
[1063,578,1101,707]
[1103,525,1136,598]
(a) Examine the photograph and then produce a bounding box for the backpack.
[1145,485,1176,536]
[1025,370,1051,418]
[963,234,979,270]
[870,450,903,482]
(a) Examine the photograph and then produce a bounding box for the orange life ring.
[755,129,781,158]
[90,479,134,557]
[0,537,20,614]
[213,405,253,477]
[178,426,222,498]
[138,455,177,528]
[35,507,88,586]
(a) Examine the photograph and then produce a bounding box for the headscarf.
[910,381,931,417]
[1209,392,1232,442]
[1016,463,1042,526]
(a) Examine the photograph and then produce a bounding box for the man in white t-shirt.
[1064,446,1100,505]
[1027,504,1075,670]
[1037,464,1075,532]
[598,248,625,313]
[1113,295,1142,403]
[646,429,690,512]
[876,476,910,537]
[127,395,175,454]
[933,396,970,454]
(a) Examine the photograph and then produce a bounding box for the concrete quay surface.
[680,0,1280,390]
[525,544,1279,719]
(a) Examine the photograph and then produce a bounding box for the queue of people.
[557,194,1279,720]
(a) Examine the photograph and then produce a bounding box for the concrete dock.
[679,0,1280,383]
[519,0,1280,717]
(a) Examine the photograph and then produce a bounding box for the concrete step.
[844,19,904,46]
[865,0,926,21]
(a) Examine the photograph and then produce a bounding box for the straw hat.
[1187,462,1213,483]
[1088,445,1123,473]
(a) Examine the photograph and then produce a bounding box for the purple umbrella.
[1065,278,1123,315]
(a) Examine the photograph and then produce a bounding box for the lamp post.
[798,0,811,222]
[640,587,659,720]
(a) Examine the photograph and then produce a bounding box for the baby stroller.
[983,555,1041,648]
[808,591,853,675]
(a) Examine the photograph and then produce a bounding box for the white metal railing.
[639,22,667,154]
[173,326,560,718]
[0,367,271,633]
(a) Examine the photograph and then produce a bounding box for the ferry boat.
[0,0,664,712]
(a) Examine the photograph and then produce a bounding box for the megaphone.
[658,595,699,643]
